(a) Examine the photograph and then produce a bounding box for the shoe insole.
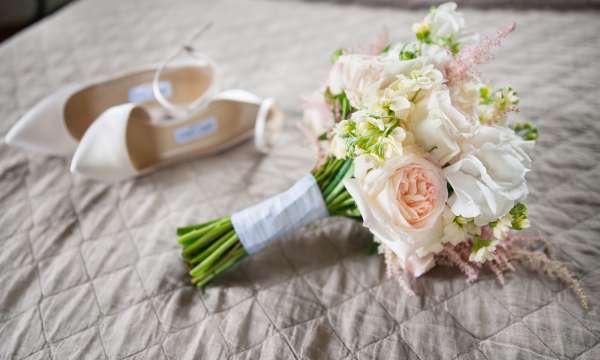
[126,99,280,172]
[64,66,213,140]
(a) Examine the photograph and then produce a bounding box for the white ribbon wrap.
[231,174,328,254]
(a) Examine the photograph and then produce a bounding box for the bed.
[0,0,599,358]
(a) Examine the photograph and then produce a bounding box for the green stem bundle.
[176,157,358,287]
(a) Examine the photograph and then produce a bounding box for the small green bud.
[453,215,469,228]
[479,86,490,100]
[511,122,539,141]
[509,202,530,230]
[331,48,345,63]
[414,23,431,43]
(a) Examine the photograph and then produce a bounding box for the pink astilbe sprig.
[509,248,588,310]
[432,232,588,310]
[495,247,516,272]
[446,22,516,83]
[351,28,390,55]
[383,246,417,296]
[296,122,327,168]
[367,28,390,56]
[299,93,335,167]
[440,243,480,283]
[487,261,506,285]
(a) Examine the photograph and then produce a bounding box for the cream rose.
[345,154,448,276]
[444,126,533,226]
[411,87,476,165]
[327,54,384,109]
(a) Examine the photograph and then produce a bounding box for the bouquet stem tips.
[177,217,248,287]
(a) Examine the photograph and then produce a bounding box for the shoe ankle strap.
[152,23,217,118]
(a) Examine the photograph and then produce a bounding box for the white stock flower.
[426,3,465,40]
[416,206,470,257]
[420,43,453,69]
[445,126,534,226]
[398,64,444,95]
[330,135,347,159]
[469,239,499,263]
[491,213,512,240]
[383,127,407,159]
[410,87,476,165]
[450,78,483,122]
[345,154,448,276]
[413,2,478,51]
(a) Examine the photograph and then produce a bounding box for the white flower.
[469,238,499,263]
[398,64,444,95]
[416,206,470,257]
[383,127,407,158]
[478,103,496,124]
[345,154,448,276]
[327,54,384,109]
[450,78,483,122]
[420,43,453,69]
[491,213,512,240]
[445,126,534,226]
[426,3,465,40]
[330,135,347,159]
[352,109,385,132]
[387,94,412,119]
[430,3,476,43]
[410,87,476,165]
[413,2,478,51]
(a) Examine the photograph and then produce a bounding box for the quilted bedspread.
[1,0,599,359]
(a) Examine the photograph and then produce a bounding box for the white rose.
[444,126,534,225]
[327,54,384,109]
[345,154,448,276]
[411,87,476,165]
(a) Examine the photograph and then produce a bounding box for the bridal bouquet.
[177,3,586,307]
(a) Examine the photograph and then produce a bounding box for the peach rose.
[345,154,448,276]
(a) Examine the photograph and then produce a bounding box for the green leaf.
[447,182,454,197]
[471,236,493,254]
[509,202,529,230]
[367,241,379,255]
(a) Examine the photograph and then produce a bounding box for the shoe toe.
[5,91,78,156]
[70,104,139,182]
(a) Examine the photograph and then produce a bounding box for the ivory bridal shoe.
[70,90,283,182]
[5,58,217,156]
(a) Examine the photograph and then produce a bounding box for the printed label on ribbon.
[231,174,328,254]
